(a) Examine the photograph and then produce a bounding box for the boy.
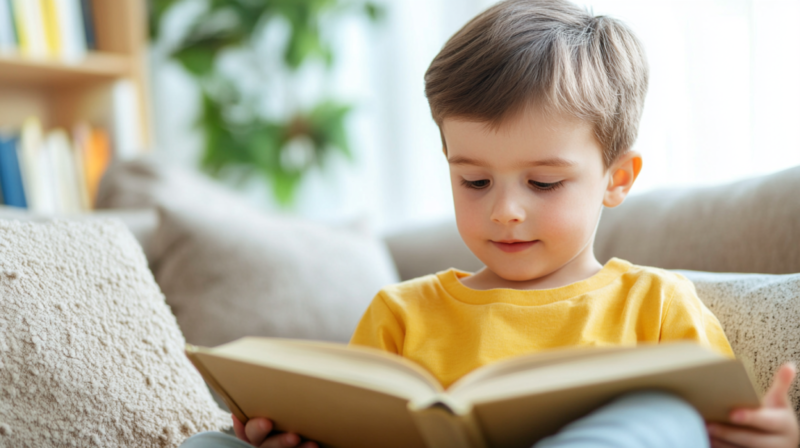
[224,0,799,447]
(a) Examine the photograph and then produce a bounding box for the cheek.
[538,190,600,240]
[452,189,485,242]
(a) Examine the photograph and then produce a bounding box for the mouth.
[491,240,538,253]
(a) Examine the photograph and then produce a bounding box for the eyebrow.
[447,155,576,168]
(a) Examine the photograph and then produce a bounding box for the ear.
[603,151,642,208]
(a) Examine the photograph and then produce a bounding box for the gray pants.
[535,391,709,448]
[180,391,709,448]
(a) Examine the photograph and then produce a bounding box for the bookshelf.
[0,0,150,147]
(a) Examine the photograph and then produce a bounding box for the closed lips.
[492,240,538,253]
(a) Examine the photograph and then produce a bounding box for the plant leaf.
[174,46,217,76]
[268,169,303,206]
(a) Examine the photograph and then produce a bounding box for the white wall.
[149,0,800,236]
[568,0,800,193]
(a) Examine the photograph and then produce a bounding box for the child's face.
[443,107,623,283]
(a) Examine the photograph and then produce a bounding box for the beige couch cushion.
[97,158,399,347]
[0,220,229,447]
[680,270,800,417]
[384,220,484,281]
[595,165,800,274]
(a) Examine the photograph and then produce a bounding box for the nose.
[490,188,526,224]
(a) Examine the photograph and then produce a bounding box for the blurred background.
[1,0,799,237]
[149,0,800,235]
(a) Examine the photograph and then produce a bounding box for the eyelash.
[460,179,564,191]
[530,180,564,191]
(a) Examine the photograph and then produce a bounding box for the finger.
[298,442,318,448]
[706,422,783,448]
[729,407,795,433]
[245,418,273,447]
[259,432,301,448]
[763,363,796,408]
[233,415,249,443]
[709,436,744,448]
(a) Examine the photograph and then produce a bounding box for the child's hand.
[706,363,799,448]
[232,415,318,448]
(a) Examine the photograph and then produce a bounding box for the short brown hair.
[425,0,649,167]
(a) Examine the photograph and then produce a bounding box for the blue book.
[0,136,28,208]
[80,0,96,50]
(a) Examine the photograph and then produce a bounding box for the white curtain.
[150,0,800,235]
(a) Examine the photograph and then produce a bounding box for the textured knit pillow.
[97,158,399,347]
[0,220,229,447]
[679,270,800,417]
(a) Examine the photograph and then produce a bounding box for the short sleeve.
[349,292,405,355]
[660,277,734,357]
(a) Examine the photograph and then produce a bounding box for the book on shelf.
[186,337,760,448]
[51,0,88,61]
[2,0,94,61]
[0,116,111,212]
[0,0,16,53]
[111,79,146,161]
[0,134,26,207]
[82,123,110,206]
[11,0,48,58]
[16,117,52,212]
[47,128,83,213]
[79,0,94,50]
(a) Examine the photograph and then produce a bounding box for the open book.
[186,338,759,448]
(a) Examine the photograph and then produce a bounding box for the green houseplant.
[149,0,383,205]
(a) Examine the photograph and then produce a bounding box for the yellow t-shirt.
[349,258,733,388]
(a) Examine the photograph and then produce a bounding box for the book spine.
[78,0,94,50]
[10,0,28,55]
[0,0,17,52]
[408,399,487,448]
[40,0,61,57]
[83,126,110,208]
[12,0,48,58]
[111,79,144,161]
[71,123,91,210]
[0,136,28,208]
[45,129,81,213]
[54,0,86,62]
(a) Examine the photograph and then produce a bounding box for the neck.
[463,247,604,291]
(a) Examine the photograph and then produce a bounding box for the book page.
[448,344,635,393]
[449,343,725,401]
[445,343,759,448]
[207,337,443,399]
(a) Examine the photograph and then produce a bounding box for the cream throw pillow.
[680,270,800,417]
[0,220,229,447]
[97,158,400,347]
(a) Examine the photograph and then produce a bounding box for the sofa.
[1,158,798,447]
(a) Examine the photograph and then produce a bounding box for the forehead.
[441,109,603,168]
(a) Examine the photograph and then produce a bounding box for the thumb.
[763,362,796,408]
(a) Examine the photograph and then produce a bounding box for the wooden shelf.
[0,0,150,145]
[0,52,132,88]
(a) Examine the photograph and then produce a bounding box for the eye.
[529,180,564,191]
[461,179,490,189]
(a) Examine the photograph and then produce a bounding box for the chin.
[490,264,548,283]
